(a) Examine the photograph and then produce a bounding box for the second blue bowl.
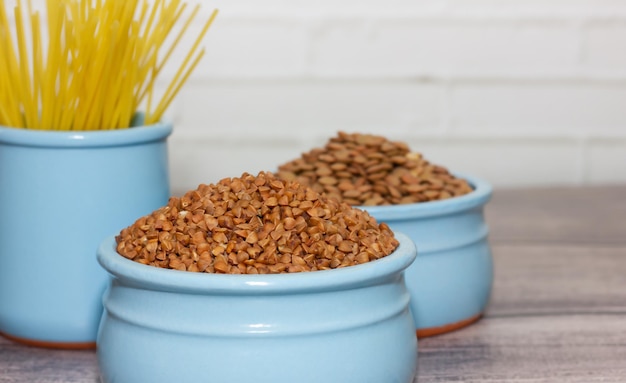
[362,174,493,337]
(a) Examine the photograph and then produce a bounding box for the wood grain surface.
[415,185,626,382]
[1,185,625,382]
[486,185,626,245]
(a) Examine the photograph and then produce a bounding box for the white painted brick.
[583,21,626,71]
[174,80,444,139]
[401,138,583,187]
[450,81,626,137]
[585,139,626,184]
[158,17,308,79]
[311,19,579,77]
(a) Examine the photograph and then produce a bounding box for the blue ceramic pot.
[0,118,171,348]
[361,175,493,337]
[96,233,418,383]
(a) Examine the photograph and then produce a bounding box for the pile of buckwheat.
[277,132,473,206]
[115,172,399,274]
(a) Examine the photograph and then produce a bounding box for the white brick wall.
[16,0,626,189]
[309,19,580,77]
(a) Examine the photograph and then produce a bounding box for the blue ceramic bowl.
[361,174,493,337]
[96,233,418,383]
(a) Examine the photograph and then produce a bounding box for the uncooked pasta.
[0,0,217,130]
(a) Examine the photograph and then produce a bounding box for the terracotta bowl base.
[0,331,96,350]
[416,313,483,338]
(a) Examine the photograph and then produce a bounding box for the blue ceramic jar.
[362,175,493,337]
[96,233,418,383]
[0,118,171,347]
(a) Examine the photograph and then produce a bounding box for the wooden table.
[2,185,625,382]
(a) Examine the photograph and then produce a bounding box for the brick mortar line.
[170,135,626,144]
[179,75,626,85]
[200,10,626,22]
[12,7,626,23]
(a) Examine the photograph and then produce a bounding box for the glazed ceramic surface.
[0,117,171,346]
[96,233,418,383]
[362,175,493,337]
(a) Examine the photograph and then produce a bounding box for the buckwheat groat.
[116,171,398,274]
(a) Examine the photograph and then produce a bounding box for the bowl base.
[0,331,96,350]
[416,313,483,338]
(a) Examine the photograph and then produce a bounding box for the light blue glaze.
[96,233,418,383]
[362,175,493,333]
[0,120,172,344]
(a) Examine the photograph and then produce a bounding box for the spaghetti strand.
[0,0,217,130]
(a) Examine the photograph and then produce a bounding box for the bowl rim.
[358,173,492,220]
[97,232,416,295]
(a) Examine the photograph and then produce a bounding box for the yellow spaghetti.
[0,0,217,130]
